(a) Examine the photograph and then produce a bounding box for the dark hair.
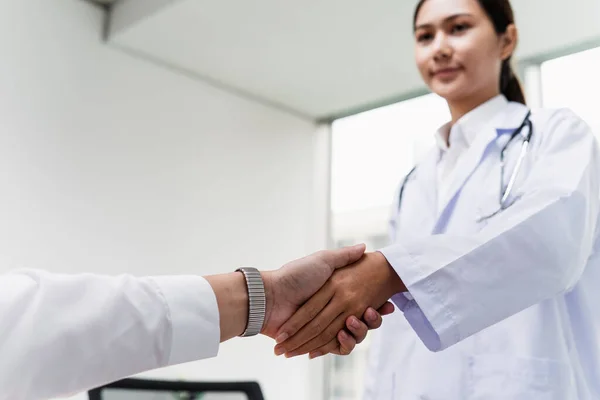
[414,0,526,105]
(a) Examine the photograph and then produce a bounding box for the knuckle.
[354,304,367,314]
[330,273,347,287]
[340,292,352,303]
[329,276,342,288]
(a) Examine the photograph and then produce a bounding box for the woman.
[274,0,600,398]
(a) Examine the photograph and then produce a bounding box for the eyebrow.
[414,13,474,31]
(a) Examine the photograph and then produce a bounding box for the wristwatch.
[235,267,266,337]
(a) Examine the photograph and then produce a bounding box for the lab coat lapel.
[436,125,499,217]
[433,103,531,234]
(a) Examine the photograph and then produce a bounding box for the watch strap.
[235,267,266,337]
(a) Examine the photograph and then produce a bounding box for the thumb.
[321,243,366,270]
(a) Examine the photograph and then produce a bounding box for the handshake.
[259,244,406,359]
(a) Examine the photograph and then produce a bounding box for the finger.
[312,330,356,358]
[276,299,342,356]
[274,287,333,347]
[345,315,368,344]
[334,330,356,356]
[285,313,348,357]
[318,243,366,270]
[378,301,395,316]
[363,307,383,330]
[308,336,341,359]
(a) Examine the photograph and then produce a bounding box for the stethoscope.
[397,110,533,215]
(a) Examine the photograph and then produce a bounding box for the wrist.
[373,251,406,297]
[260,270,276,334]
[205,272,249,342]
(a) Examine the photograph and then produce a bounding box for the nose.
[432,33,452,62]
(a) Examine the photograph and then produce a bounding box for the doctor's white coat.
[365,102,600,399]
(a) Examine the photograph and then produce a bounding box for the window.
[540,46,600,135]
[331,93,449,215]
[328,93,450,400]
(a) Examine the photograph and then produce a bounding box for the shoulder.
[532,107,592,133]
[530,107,596,148]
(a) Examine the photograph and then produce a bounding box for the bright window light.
[541,46,600,135]
[331,93,450,213]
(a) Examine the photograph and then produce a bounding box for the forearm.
[0,270,219,400]
[205,272,250,342]
[381,186,598,351]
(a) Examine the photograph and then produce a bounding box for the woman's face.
[414,0,510,102]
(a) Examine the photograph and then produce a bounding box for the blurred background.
[2,0,599,399]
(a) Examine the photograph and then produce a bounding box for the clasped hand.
[274,251,405,359]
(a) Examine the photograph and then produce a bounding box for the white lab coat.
[364,101,600,399]
[0,270,220,400]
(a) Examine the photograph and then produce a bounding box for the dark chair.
[88,377,265,400]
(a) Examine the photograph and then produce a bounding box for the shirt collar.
[434,94,508,151]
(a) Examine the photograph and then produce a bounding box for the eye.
[451,23,470,34]
[416,32,434,43]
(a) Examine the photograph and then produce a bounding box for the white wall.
[513,0,600,60]
[0,1,328,400]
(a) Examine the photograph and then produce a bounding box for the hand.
[273,251,405,358]
[309,303,395,359]
[260,245,393,356]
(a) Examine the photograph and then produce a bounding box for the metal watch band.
[235,267,266,337]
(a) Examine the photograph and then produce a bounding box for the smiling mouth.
[431,67,462,80]
[432,67,461,75]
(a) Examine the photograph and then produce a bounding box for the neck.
[447,90,501,124]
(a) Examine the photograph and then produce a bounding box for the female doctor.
[273,0,600,398]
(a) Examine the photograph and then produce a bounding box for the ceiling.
[109,0,424,121]
[107,0,600,121]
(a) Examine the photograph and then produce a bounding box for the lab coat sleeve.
[379,108,600,352]
[0,270,220,400]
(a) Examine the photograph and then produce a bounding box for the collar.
[434,94,508,151]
